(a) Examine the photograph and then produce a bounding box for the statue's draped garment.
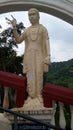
[23,24,49,98]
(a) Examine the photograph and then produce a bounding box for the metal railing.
[0,106,64,130]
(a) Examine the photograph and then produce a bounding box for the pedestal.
[7,108,53,130]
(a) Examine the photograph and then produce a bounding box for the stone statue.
[6,8,51,110]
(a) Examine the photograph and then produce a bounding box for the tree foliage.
[44,59,73,88]
[0,22,24,73]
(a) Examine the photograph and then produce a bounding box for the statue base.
[23,96,44,110]
[7,107,53,130]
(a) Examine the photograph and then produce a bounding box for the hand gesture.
[5,15,17,27]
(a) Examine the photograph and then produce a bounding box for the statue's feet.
[24,95,43,104]
[24,96,31,104]
[37,95,43,103]
[23,96,44,110]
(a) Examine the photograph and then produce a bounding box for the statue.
[6,8,51,110]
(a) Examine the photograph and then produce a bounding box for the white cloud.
[14,42,25,56]
[51,39,73,62]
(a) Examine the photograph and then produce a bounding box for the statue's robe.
[23,24,50,97]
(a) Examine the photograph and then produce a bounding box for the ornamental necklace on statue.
[30,25,40,41]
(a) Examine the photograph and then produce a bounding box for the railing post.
[51,101,56,130]
[59,102,66,129]
[70,105,73,130]
[3,87,9,108]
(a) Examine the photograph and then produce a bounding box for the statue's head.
[28,8,40,25]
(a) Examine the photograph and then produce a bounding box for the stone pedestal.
[7,108,53,130]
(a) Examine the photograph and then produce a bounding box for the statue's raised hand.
[5,15,17,27]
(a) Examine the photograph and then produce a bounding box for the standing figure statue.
[6,8,51,110]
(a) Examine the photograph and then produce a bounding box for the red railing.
[0,71,73,108]
[43,83,73,107]
[0,71,27,107]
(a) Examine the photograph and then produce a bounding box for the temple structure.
[0,0,73,25]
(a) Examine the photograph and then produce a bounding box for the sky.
[0,11,73,62]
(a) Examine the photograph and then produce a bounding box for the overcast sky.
[0,11,73,62]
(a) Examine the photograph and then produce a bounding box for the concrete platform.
[6,108,53,130]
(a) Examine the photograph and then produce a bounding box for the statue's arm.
[13,26,25,43]
[44,28,51,65]
[46,36,50,57]
[45,38,51,65]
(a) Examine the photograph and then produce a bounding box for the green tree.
[0,22,24,73]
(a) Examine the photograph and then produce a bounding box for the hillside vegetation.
[44,58,73,88]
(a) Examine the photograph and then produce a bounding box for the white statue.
[6,8,51,110]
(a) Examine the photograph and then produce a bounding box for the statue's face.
[28,9,39,25]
